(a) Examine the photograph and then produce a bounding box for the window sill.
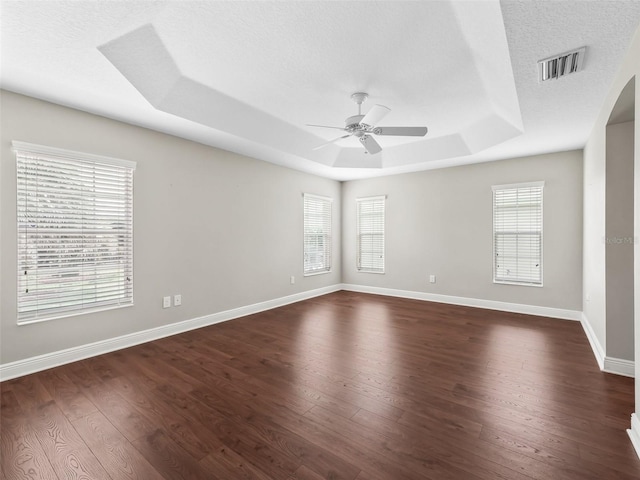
[303,270,332,277]
[493,280,543,288]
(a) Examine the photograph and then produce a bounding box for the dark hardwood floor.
[1,291,639,479]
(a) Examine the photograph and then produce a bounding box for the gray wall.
[584,130,607,351]
[584,86,639,366]
[0,90,342,365]
[342,151,583,311]
[582,18,639,410]
[0,90,586,370]
[606,121,635,360]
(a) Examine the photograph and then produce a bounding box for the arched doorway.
[605,77,635,371]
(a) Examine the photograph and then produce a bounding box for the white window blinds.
[303,193,332,275]
[14,141,136,323]
[492,182,544,286]
[357,196,385,273]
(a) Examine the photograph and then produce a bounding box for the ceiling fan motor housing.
[345,114,367,135]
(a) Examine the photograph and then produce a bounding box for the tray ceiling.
[2,1,640,180]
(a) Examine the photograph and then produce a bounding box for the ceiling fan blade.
[306,124,347,131]
[374,126,428,137]
[313,134,351,150]
[360,134,382,155]
[360,104,390,127]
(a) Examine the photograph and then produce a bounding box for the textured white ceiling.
[2,1,640,180]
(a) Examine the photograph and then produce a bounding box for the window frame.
[356,195,386,274]
[303,193,332,276]
[14,141,136,324]
[492,181,544,287]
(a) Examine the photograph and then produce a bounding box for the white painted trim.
[340,284,582,320]
[12,140,136,169]
[356,195,387,202]
[604,356,635,377]
[627,413,640,459]
[491,180,545,191]
[0,285,340,382]
[5,284,626,383]
[580,312,606,370]
[303,192,333,203]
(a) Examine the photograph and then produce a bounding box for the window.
[14,141,136,323]
[303,193,332,275]
[492,182,544,286]
[356,195,385,273]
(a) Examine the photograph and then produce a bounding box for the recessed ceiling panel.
[99,0,522,169]
[2,1,640,179]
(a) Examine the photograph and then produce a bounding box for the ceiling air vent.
[538,47,586,82]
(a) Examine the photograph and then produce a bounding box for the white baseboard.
[4,283,633,382]
[604,356,635,377]
[580,312,606,370]
[344,285,635,378]
[579,313,636,377]
[0,285,341,382]
[340,284,582,321]
[628,413,640,459]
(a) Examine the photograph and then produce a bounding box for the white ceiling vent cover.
[538,47,586,82]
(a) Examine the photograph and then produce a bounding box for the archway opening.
[605,77,636,368]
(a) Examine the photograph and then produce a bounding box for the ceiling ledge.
[99,24,322,159]
[100,2,523,171]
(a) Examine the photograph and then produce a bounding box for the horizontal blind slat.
[303,194,332,275]
[357,196,385,273]
[493,184,543,285]
[16,148,134,321]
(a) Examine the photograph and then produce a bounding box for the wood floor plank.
[79,378,158,443]
[71,410,165,480]
[155,336,317,416]
[306,404,499,480]
[199,414,304,479]
[0,416,59,480]
[1,389,23,419]
[131,428,215,480]
[199,445,275,480]
[148,362,366,479]
[105,374,220,460]
[4,376,52,412]
[479,425,637,480]
[241,409,361,480]
[278,407,430,480]
[578,441,640,477]
[288,464,332,480]
[29,400,111,480]
[1,291,638,479]
[38,368,98,422]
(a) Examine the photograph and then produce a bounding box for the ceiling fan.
[307,92,428,154]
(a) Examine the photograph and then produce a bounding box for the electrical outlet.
[290,276,295,285]
[162,296,171,308]
[174,294,182,306]
[429,275,436,284]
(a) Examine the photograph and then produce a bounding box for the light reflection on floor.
[291,299,400,417]
[477,322,576,436]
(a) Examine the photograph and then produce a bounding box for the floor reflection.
[290,296,400,418]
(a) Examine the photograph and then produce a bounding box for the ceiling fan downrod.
[350,92,369,116]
